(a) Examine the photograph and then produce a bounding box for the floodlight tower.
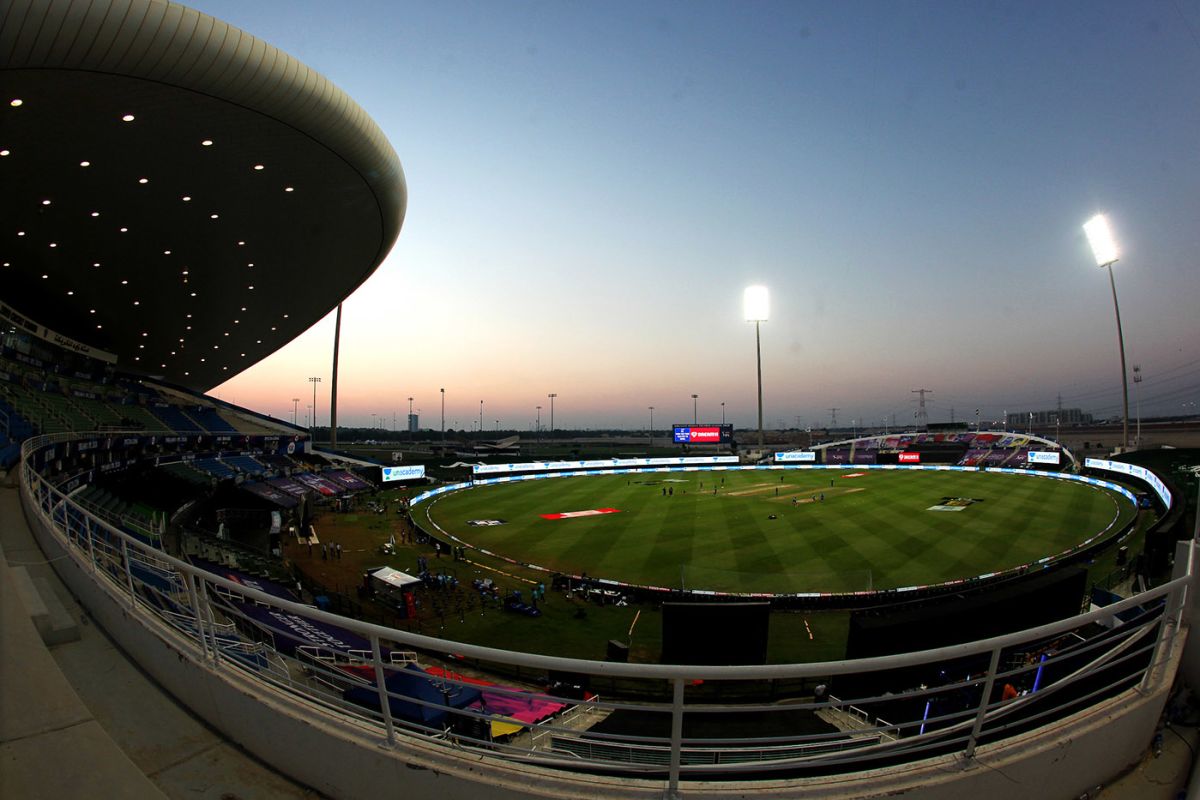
[548,393,557,434]
[648,406,655,449]
[744,285,769,448]
[308,376,321,439]
[292,398,299,425]
[1083,213,1129,450]
[691,394,699,424]
[1133,365,1143,448]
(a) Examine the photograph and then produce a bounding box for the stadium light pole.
[308,376,321,441]
[536,406,542,442]
[648,406,655,449]
[744,285,769,449]
[721,401,726,425]
[480,400,484,435]
[692,394,698,424]
[292,398,299,426]
[548,393,557,434]
[440,388,445,443]
[1133,365,1143,447]
[1083,213,1129,451]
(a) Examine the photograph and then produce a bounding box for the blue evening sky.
[202,1,1200,431]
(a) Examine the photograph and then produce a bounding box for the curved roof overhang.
[0,0,406,390]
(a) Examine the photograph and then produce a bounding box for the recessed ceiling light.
[248,285,254,290]
[79,160,90,167]
[253,164,264,171]
[91,211,99,217]
[0,150,10,157]
[184,371,189,376]
[240,307,246,311]
[186,325,191,330]
[17,231,25,237]
[92,262,100,267]
[141,332,148,337]
[11,99,24,107]
[163,250,171,255]
[270,326,276,331]
[133,300,140,306]
[121,113,134,121]
[97,324,103,329]
[237,241,245,246]
[223,332,229,336]
[233,319,239,324]
[190,292,196,297]
[2,262,9,267]
[213,345,219,350]
[201,139,213,146]
[138,177,148,184]
[283,314,289,318]
[49,243,57,248]
[284,187,294,192]
[182,196,192,202]
[119,227,128,232]
[41,199,51,205]
[210,213,219,219]
[90,309,96,314]
[138,344,144,349]
[41,274,48,279]
[240,353,245,357]
[256,340,262,344]
[67,291,73,295]
[181,270,189,275]
[121,279,128,285]
[200,358,206,363]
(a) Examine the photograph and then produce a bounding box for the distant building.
[1007,409,1093,427]
[408,413,419,433]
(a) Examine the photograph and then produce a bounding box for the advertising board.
[381,465,426,482]
[673,424,733,444]
[775,451,817,462]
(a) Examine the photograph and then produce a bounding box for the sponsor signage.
[381,464,426,482]
[673,424,733,444]
[473,455,737,476]
[1085,458,1172,508]
[899,452,921,463]
[540,508,621,520]
[775,451,816,463]
[1028,450,1061,465]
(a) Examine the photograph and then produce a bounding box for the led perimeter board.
[673,424,733,444]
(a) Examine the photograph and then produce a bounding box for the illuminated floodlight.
[743,285,769,321]
[1083,214,1119,267]
[743,285,769,448]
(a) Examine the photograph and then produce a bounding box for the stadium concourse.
[4,2,1200,799]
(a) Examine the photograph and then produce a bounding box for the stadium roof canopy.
[0,0,406,391]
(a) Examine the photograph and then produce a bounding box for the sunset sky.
[198,0,1200,431]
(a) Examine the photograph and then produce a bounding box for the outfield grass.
[426,469,1134,595]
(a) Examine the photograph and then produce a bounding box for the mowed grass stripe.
[430,470,1132,592]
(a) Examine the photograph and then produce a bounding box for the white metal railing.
[17,433,1191,797]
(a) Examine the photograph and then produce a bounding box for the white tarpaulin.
[371,567,421,589]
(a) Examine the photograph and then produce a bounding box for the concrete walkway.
[0,484,320,800]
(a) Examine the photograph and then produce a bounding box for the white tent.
[370,566,420,590]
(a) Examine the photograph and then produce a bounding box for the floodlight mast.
[1083,214,1130,451]
[744,286,769,448]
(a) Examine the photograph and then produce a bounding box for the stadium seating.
[149,404,204,433]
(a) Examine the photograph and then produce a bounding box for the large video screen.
[381,465,425,482]
[1027,451,1061,465]
[673,424,733,444]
